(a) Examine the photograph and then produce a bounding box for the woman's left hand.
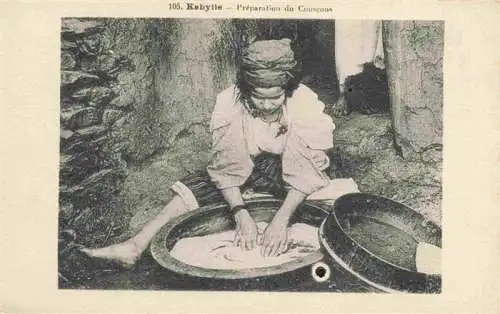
[261,217,289,257]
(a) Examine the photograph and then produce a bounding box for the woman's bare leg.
[80,195,189,267]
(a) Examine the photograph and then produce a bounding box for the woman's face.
[248,87,286,117]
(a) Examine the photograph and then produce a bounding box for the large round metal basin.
[150,198,327,281]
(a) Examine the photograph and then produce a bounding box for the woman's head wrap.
[241,38,297,88]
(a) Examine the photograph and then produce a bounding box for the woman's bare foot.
[330,93,349,117]
[80,240,143,268]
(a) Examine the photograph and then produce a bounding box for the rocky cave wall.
[383,20,444,162]
[59,18,245,244]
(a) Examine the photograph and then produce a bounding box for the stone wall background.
[383,21,444,162]
[59,19,131,249]
[59,18,243,250]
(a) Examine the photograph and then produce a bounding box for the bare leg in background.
[80,195,189,267]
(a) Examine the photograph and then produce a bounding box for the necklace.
[244,97,287,124]
[261,107,283,124]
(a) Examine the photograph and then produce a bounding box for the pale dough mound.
[170,222,320,270]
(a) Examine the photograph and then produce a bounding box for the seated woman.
[81,38,336,267]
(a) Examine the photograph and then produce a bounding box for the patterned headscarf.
[241,38,297,89]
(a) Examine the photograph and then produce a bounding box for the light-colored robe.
[207,83,335,195]
[335,20,385,83]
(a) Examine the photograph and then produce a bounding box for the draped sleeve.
[206,86,254,189]
[282,84,335,195]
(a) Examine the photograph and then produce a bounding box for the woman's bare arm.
[221,186,259,250]
[261,188,307,256]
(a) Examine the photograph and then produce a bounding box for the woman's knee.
[168,193,193,217]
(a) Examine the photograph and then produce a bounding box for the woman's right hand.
[233,209,258,250]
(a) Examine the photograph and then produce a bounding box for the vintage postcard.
[1,0,499,313]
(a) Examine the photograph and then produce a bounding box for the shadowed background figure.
[332,20,389,116]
